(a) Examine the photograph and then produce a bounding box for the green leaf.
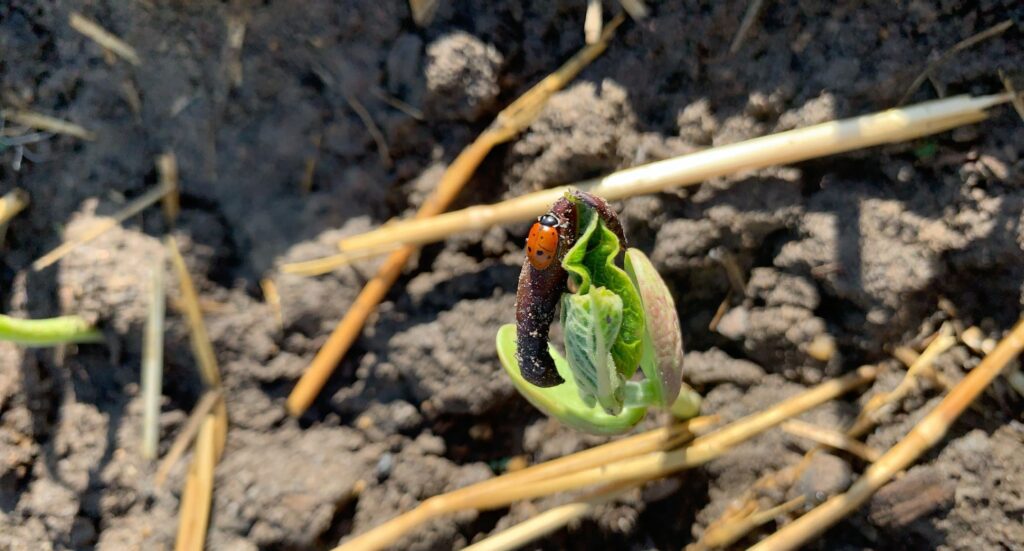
[560,286,625,414]
[914,140,938,160]
[624,249,684,409]
[560,210,598,294]
[561,207,644,377]
[496,324,646,435]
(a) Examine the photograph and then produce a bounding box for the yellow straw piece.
[173,414,217,551]
[333,368,874,551]
[33,180,174,271]
[751,317,1024,551]
[337,94,1012,258]
[2,109,96,141]
[69,12,142,66]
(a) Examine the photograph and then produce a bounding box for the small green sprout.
[0,313,103,347]
[498,191,700,434]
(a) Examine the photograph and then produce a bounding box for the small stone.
[376,453,394,481]
[355,415,374,430]
[716,307,750,340]
[791,453,852,505]
[412,433,446,456]
[805,334,836,362]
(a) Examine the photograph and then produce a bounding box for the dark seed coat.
[514,190,626,387]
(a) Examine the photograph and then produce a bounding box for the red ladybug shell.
[526,217,559,270]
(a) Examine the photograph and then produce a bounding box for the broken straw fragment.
[2,109,96,141]
[141,261,166,460]
[33,180,175,271]
[334,94,1013,258]
[751,317,1024,551]
[69,12,142,66]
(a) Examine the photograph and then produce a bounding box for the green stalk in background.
[0,314,103,346]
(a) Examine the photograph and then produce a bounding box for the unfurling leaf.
[503,190,699,434]
[561,206,644,377]
[561,286,624,414]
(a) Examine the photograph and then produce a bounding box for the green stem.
[623,379,660,408]
[670,382,702,420]
[0,314,103,347]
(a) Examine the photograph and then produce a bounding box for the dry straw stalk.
[0,188,30,244]
[154,389,223,487]
[0,188,30,227]
[780,420,881,463]
[463,480,638,551]
[751,317,1024,551]
[69,12,142,66]
[696,321,956,549]
[336,94,1014,258]
[141,260,166,460]
[33,180,175,271]
[1,109,96,140]
[334,366,875,551]
[166,237,229,551]
[173,414,217,551]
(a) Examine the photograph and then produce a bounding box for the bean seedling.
[497,190,700,434]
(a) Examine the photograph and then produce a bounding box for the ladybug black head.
[538,213,559,227]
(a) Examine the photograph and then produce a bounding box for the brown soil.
[2,1,1023,550]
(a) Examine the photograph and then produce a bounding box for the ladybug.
[526,213,561,270]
